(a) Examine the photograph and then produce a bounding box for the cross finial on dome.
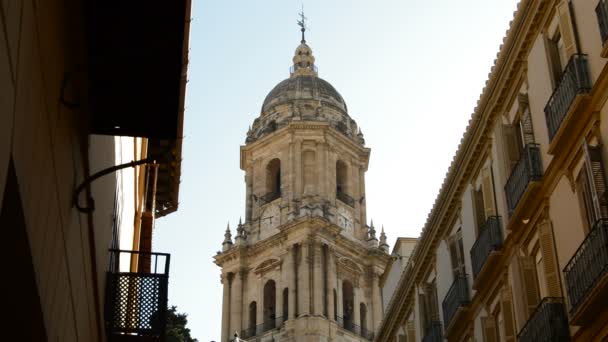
[297,5,307,44]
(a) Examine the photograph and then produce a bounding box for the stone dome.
[246,38,364,146]
[261,75,348,114]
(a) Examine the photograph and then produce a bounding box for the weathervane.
[297,5,307,43]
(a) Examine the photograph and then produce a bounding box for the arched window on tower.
[342,280,354,332]
[360,303,367,334]
[248,301,257,335]
[264,159,281,203]
[282,288,289,322]
[336,161,354,207]
[263,280,276,331]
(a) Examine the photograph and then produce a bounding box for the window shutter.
[556,0,578,57]
[518,94,536,145]
[474,188,487,231]
[538,220,562,297]
[482,167,496,219]
[583,142,608,221]
[482,316,498,342]
[457,233,466,275]
[519,255,541,316]
[509,255,527,328]
[418,293,428,334]
[406,321,416,342]
[429,282,440,321]
[500,287,516,342]
[502,124,521,172]
[448,236,459,278]
[575,172,593,232]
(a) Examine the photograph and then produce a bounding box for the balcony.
[422,321,443,342]
[597,1,608,56]
[441,275,470,333]
[564,219,608,324]
[239,317,285,339]
[517,297,570,342]
[260,191,281,205]
[105,249,170,341]
[336,316,374,340]
[505,144,542,215]
[470,216,503,286]
[337,190,355,207]
[545,54,591,143]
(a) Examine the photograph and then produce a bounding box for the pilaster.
[221,273,232,342]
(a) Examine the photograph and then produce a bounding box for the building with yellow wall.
[0,1,191,341]
[378,0,608,341]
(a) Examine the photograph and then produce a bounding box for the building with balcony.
[215,25,391,342]
[0,1,191,341]
[377,0,608,341]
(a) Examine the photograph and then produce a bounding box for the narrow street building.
[377,0,608,341]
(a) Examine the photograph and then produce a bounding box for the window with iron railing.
[441,274,470,329]
[504,144,543,215]
[105,249,170,339]
[470,216,503,279]
[517,297,570,342]
[544,54,591,142]
[596,0,608,46]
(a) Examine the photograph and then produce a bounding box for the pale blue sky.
[153,1,520,340]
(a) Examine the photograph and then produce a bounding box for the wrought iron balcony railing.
[545,54,591,142]
[260,191,281,205]
[597,1,608,47]
[336,316,374,340]
[517,297,570,342]
[105,249,170,340]
[239,316,286,339]
[505,144,543,215]
[441,274,470,329]
[564,219,608,315]
[470,216,503,279]
[422,321,443,342]
[337,190,355,207]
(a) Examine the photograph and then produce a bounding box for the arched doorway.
[263,280,276,331]
[342,280,354,331]
[360,302,367,333]
[248,301,257,336]
[282,287,288,322]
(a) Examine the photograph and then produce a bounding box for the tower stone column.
[327,248,336,320]
[336,278,343,319]
[353,286,361,329]
[289,245,297,319]
[230,270,243,336]
[221,273,232,342]
[313,241,324,316]
[372,270,382,332]
[298,241,311,316]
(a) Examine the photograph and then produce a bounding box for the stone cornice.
[240,121,370,170]
[215,215,389,271]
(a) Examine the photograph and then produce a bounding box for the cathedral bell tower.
[215,20,390,342]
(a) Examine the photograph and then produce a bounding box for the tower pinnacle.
[297,6,307,44]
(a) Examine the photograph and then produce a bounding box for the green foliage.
[166,306,198,342]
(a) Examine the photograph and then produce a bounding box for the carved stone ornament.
[254,258,282,276]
